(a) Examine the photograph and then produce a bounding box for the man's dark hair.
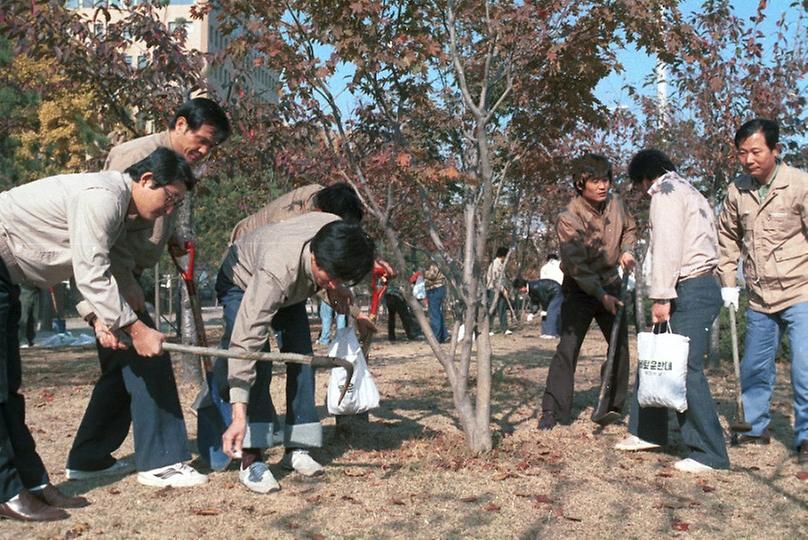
[573,153,612,194]
[628,149,677,184]
[311,221,375,286]
[734,118,779,150]
[124,148,196,190]
[170,97,231,144]
[513,277,527,289]
[495,246,509,258]
[313,182,364,224]
[547,253,559,261]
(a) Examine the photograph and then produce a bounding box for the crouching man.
[219,213,374,492]
[0,148,193,521]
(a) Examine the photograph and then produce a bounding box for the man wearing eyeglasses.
[65,98,230,489]
[0,148,194,521]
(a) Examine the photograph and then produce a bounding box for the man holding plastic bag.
[615,150,729,473]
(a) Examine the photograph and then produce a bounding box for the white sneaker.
[66,459,135,480]
[614,435,661,452]
[282,449,324,477]
[540,334,559,340]
[137,463,208,488]
[504,330,513,336]
[674,458,715,473]
[488,331,495,336]
[239,461,280,494]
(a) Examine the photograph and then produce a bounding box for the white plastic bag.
[637,323,689,412]
[327,327,380,415]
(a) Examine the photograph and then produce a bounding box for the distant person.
[486,247,511,335]
[18,285,40,348]
[513,278,562,339]
[539,254,563,285]
[717,118,808,465]
[317,295,347,346]
[539,154,636,430]
[424,263,448,343]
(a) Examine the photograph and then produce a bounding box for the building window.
[137,55,148,69]
[168,18,192,36]
[123,54,132,67]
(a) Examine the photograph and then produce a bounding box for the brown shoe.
[799,442,808,465]
[731,428,770,446]
[31,483,89,508]
[0,490,69,522]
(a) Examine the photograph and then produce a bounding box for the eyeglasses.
[163,187,185,209]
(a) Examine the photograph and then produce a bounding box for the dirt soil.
[3,321,807,539]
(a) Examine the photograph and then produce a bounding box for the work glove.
[721,287,740,311]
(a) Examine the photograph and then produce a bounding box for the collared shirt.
[557,193,637,300]
[756,165,777,201]
[220,212,340,403]
[646,172,718,300]
[228,184,322,243]
[718,163,808,313]
[0,172,138,331]
[485,257,506,291]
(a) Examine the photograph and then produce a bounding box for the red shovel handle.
[181,240,196,282]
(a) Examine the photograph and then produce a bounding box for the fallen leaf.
[533,495,553,505]
[564,515,583,522]
[191,507,220,516]
[154,486,173,498]
[64,522,90,540]
[343,469,367,477]
[672,520,690,531]
[340,495,360,504]
[308,534,326,540]
[287,522,300,530]
[656,470,673,478]
[483,503,500,512]
[107,487,121,495]
[389,498,406,506]
[460,496,478,503]
[796,472,808,481]
[494,472,518,481]
[700,483,716,493]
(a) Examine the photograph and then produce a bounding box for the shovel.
[728,304,752,433]
[591,272,630,426]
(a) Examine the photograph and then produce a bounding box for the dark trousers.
[627,276,730,469]
[426,285,448,342]
[0,262,48,502]
[542,293,563,337]
[67,310,190,472]
[385,293,421,340]
[18,286,38,346]
[487,289,509,333]
[215,276,321,449]
[541,278,629,423]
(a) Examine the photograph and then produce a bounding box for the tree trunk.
[174,198,203,386]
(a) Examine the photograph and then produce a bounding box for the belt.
[678,267,716,283]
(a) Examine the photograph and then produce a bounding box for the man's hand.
[167,234,191,258]
[125,319,165,357]
[619,252,636,272]
[222,403,247,458]
[651,301,671,323]
[120,281,146,313]
[721,287,740,311]
[327,286,354,315]
[601,293,623,315]
[92,318,127,350]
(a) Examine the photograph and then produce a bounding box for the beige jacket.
[647,172,718,299]
[557,194,637,299]
[105,130,178,286]
[0,172,138,330]
[221,212,340,402]
[229,184,322,243]
[718,163,808,313]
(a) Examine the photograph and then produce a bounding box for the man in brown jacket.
[539,154,636,430]
[717,118,808,464]
[66,98,230,488]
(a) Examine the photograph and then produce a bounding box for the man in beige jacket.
[717,118,808,465]
[0,148,193,521]
[66,98,230,488]
[218,213,375,493]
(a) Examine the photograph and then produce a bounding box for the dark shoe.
[538,411,557,431]
[31,483,89,508]
[0,490,69,522]
[799,442,808,465]
[731,428,771,446]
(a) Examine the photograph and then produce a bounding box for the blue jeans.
[426,285,448,342]
[215,272,321,449]
[742,302,808,449]
[318,301,346,345]
[542,293,563,337]
[627,276,729,469]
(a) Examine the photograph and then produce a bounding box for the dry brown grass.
[3,322,807,539]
